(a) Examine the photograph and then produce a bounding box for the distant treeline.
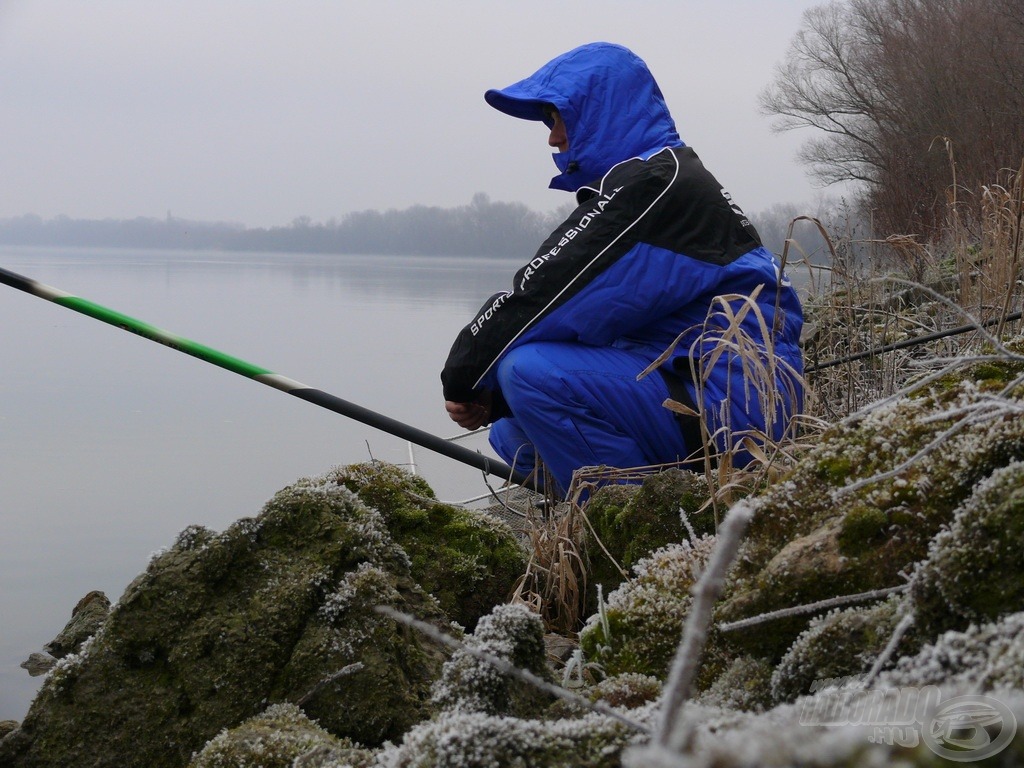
[0,193,832,262]
[0,194,566,259]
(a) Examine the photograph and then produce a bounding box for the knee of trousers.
[494,344,567,414]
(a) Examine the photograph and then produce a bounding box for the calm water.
[0,246,519,720]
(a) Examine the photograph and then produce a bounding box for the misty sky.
[0,1,836,227]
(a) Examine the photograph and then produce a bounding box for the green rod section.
[1,264,531,489]
[57,294,274,379]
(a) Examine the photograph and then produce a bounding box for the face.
[544,106,569,153]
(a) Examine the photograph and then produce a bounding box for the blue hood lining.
[484,90,549,123]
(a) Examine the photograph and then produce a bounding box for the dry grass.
[508,500,587,634]
[511,160,1023,636]
[801,159,1023,419]
[514,291,814,633]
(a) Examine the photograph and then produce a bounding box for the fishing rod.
[0,264,533,490]
[805,309,1024,373]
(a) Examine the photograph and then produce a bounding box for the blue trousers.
[488,342,691,495]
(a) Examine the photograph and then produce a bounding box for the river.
[0,246,518,720]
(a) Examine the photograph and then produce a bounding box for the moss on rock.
[579,538,730,687]
[431,603,553,718]
[769,596,903,704]
[909,460,1024,639]
[377,710,642,768]
[42,590,110,659]
[877,610,1024,690]
[583,469,713,615]
[696,656,775,713]
[0,474,449,768]
[188,703,374,768]
[329,462,527,630]
[588,673,662,711]
[716,372,1024,660]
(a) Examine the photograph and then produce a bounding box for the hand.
[445,391,493,430]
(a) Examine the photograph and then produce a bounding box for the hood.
[485,42,684,192]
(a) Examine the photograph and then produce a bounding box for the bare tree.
[762,0,1024,238]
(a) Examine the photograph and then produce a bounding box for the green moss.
[697,655,775,712]
[274,563,447,745]
[583,469,712,615]
[579,538,731,688]
[815,453,856,484]
[838,506,889,556]
[717,368,1024,659]
[910,461,1024,640]
[930,339,1024,393]
[330,463,527,629]
[1,474,448,768]
[770,596,903,704]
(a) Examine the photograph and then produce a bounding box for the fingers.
[445,400,490,430]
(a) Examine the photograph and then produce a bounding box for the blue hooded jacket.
[442,42,804,459]
[484,43,683,192]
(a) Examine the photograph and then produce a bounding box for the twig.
[296,662,365,707]
[577,503,630,582]
[374,605,650,735]
[863,610,916,687]
[833,401,1009,499]
[717,585,907,633]
[655,498,755,752]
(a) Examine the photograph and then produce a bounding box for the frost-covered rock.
[909,460,1024,638]
[717,373,1024,660]
[588,674,663,711]
[18,653,55,678]
[770,596,904,704]
[188,703,373,768]
[329,462,527,630]
[550,673,663,721]
[6,349,1024,768]
[579,538,728,686]
[43,590,110,659]
[697,656,775,713]
[877,611,1024,690]
[18,591,111,678]
[0,473,449,768]
[378,710,647,768]
[431,603,552,717]
[626,691,1024,768]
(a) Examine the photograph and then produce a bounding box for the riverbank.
[3,337,1024,765]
